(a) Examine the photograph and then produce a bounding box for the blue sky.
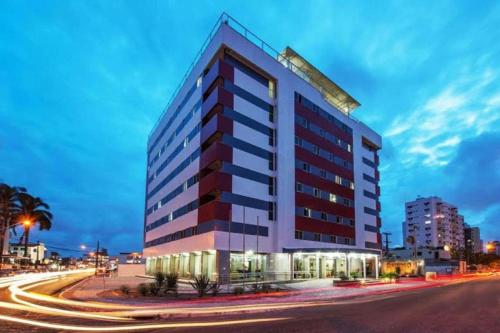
[1,1,499,255]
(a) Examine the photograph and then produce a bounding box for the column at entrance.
[375,256,379,279]
[362,257,367,279]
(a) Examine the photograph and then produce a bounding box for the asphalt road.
[1,274,498,333]
[166,275,500,333]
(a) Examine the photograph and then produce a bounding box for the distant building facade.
[9,242,47,263]
[402,196,465,251]
[486,241,500,256]
[464,224,482,254]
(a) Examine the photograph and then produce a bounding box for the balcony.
[198,200,231,224]
[202,60,234,96]
[199,171,232,198]
[200,113,233,145]
[202,86,233,119]
[200,142,232,170]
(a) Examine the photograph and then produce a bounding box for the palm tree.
[16,193,52,260]
[0,184,25,269]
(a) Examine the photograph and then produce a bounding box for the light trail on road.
[0,270,292,331]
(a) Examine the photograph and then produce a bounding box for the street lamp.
[80,245,86,250]
[22,219,32,260]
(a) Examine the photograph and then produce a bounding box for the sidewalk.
[61,274,483,308]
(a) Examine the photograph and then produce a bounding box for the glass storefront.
[229,252,268,281]
[146,250,217,280]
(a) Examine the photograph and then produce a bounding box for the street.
[0,272,498,333]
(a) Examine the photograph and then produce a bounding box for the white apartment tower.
[403,196,465,250]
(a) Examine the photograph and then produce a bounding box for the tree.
[15,193,52,259]
[0,184,25,269]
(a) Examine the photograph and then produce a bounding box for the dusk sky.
[1,1,499,255]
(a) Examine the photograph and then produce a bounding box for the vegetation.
[119,285,130,295]
[350,271,360,280]
[148,282,161,296]
[380,272,400,280]
[154,272,165,287]
[210,281,222,296]
[164,273,178,296]
[338,271,349,281]
[0,183,52,268]
[189,275,211,297]
[137,283,149,296]
[233,286,245,295]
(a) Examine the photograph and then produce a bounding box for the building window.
[304,208,312,218]
[321,212,327,221]
[313,145,319,155]
[320,169,327,178]
[314,233,321,241]
[329,193,337,203]
[296,182,303,192]
[295,230,303,240]
[313,188,321,198]
[295,136,302,146]
[330,235,336,243]
[302,162,310,172]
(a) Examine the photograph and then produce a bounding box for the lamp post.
[22,219,32,262]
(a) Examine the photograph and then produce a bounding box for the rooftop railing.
[149,12,361,139]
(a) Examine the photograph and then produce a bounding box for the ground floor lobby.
[146,249,380,282]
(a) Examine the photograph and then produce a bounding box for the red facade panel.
[200,114,233,145]
[295,192,355,218]
[198,201,231,224]
[199,142,232,170]
[198,171,232,198]
[295,147,354,181]
[295,169,354,199]
[295,101,353,144]
[295,216,355,238]
[201,87,234,119]
[295,125,352,162]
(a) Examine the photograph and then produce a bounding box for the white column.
[375,256,379,279]
[362,257,367,279]
[315,253,320,279]
[346,254,350,277]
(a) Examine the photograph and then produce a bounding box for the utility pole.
[95,240,99,276]
[382,232,392,257]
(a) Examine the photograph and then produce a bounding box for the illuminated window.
[196,76,202,88]
[329,193,337,202]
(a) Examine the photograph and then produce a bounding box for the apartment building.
[464,224,482,254]
[402,196,465,251]
[143,14,382,281]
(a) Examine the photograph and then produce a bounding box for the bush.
[164,273,178,296]
[261,283,272,293]
[149,282,161,296]
[233,286,245,295]
[210,281,222,296]
[350,271,360,280]
[154,272,165,287]
[137,283,149,296]
[338,271,349,281]
[190,275,211,297]
[119,285,130,295]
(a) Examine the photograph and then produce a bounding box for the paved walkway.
[61,275,469,307]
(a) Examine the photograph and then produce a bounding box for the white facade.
[143,15,382,281]
[9,242,47,263]
[402,196,465,250]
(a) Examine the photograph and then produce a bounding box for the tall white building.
[143,13,382,281]
[403,196,465,250]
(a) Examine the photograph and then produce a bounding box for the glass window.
[329,193,337,203]
[321,212,327,221]
[304,208,312,217]
[296,182,303,192]
[313,188,321,198]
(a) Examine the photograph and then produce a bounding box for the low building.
[387,247,451,261]
[486,241,500,256]
[9,242,47,264]
[117,252,145,264]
